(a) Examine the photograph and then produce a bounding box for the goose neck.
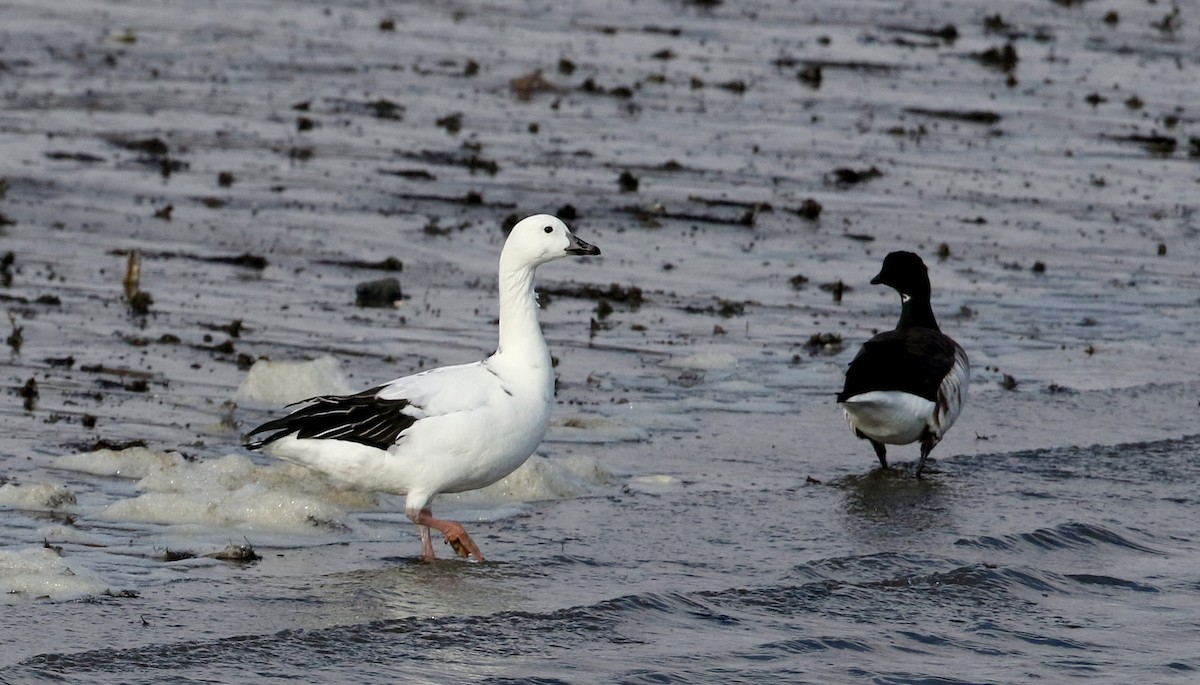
[897,295,940,331]
[495,262,547,360]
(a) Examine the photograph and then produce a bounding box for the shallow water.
[2,0,1199,682]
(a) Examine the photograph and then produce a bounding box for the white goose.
[246,214,600,562]
[837,251,969,479]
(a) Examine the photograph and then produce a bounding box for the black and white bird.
[245,214,600,562]
[837,251,969,478]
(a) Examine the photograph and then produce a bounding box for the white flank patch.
[935,346,970,433]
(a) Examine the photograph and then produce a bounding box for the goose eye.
[543,226,553,234]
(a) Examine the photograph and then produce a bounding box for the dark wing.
[837,328,958,403]
[244,385,417,451]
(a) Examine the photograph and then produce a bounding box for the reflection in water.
[836,465,953,546]
[327,559,537,620]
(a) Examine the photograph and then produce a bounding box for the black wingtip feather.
[243,386,418,452]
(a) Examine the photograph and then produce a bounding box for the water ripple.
[954,521,1166,556]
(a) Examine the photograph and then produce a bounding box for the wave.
[962,433,1200,487]
[2,547,1162,685]
[954,521,1165,556]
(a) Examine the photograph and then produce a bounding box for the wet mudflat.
[1,0,1199,682]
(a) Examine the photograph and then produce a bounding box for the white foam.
[614,404,699,432]
[632,474,679,485]
[0,482,77,510]
[685,397,798,414]
[53,446,186,479]
[444,454,614,506]
[0,548,108,603]
[48,444,609,539]
[103,486,349,533]
[548,416,649,443]
[627,474,683,494]
[662,352,739,370]
[235,355,352,405]
[52,447,375,536]
[104,453,376,534]
[35,525,107,547]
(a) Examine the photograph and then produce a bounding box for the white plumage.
[842,391,937,446]
[246,214,600,561]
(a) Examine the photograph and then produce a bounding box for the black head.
[871,251,931,299]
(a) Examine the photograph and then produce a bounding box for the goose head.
[502,214,600,268]
[871,251,931,301]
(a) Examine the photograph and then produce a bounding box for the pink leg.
[418,524,436,563]
[406,507,484,562]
